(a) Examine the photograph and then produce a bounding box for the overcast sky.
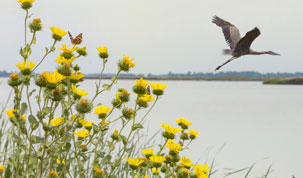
[1,0,302,74]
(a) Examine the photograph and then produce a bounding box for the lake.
[0,78,302,178]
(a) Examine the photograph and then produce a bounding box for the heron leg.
[215,56,238,71]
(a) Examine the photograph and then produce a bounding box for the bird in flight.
[212,15,280,71]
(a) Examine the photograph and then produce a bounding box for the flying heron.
[212,15,280,71]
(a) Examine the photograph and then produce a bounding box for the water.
[0,78,302,178]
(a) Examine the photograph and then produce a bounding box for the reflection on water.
[0,78,302,178]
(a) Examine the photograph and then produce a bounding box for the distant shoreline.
[2,76,303,85]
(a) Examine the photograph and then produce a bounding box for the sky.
[1,0,303,75]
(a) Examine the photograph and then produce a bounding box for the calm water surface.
[0,79,302,178]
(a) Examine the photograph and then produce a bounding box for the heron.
[212,15,280,71]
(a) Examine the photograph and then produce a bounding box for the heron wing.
[212,16,241,49]
[234,27,260,52]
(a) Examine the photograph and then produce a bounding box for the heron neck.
[250,50,270,55]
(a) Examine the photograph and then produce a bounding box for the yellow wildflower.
[187,129,199,139]
[74,129,90,138]
[55,55,76,64]
[150,82,167,91]
[50,26,67,37]
[18,0,35,3]
[78,119,92,130]
[126,158,144,168]
[120,54,136,69]
[71,114,77,120]
[116,89,130,103]
[6,109,16,118]
[175,118,192,129]
[161,123,182,135]
[142,149,154,156]
[96,168,104,175]
[139,94,155,102]
[68,72,85,81]
[95,165,105,175]
[42,71,66,84]
[135,78,149,88]
[58,43,77,53]
[21,115,26,121]
[194,164,211,178]
[72,85,88,97]
[5,109,26,121]
[93,106,111,119]
[96,46,109,59]
[144,175,149,178]
[49,171,59,177]
[96,46,108,53]
[16,60,35,75]
[33,18,41,23]
[180,157,194,168]
[152,168,160,174]
[50,117,64,126]
[149,156,165,168]
[57,158,65,165]
[0,165,4,173]
[166,139,182,153]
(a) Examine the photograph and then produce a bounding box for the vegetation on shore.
[263,77,303,85]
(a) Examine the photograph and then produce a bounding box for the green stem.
[139,96,159,124]
[24,9,28,47]
[29,31,36,47]
[91,70,122,103]
[33,39,57,72]
[157,139,168,155]
[26,85,33,115]
[39,101,57,178]
[108,97,139,176]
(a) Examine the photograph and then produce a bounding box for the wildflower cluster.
[126,118,207,178]
[0,1,210,178]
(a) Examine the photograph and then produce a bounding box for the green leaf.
[20,102,28,115]
[120,135,128,146]
[29,89,36,97]
[28,115,39,130]
[4,165,12,178]
[102,84,111,91]
[31,135,44,144]
[132,123,143,131]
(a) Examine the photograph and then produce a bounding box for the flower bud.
[8,73,22,87]
[52,88,63,101]
[57,63,72,76]
[164,155,172,164]
[73,64,80,72]
[76,99,93,114]
[77,47,87,56]
[122,107,134,120]
[29,18,42,32]
[111,130,119,140]
[181,133,189,140]
[35,74,47,87]
[80,144,88,152]
[111,99,121,108]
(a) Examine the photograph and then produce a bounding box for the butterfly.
[68,31,83,45]
[147,85,151,95]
